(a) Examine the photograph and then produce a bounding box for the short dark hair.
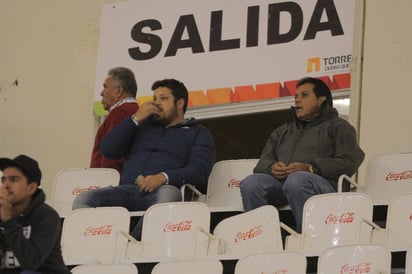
[0,155,42,185]
[108,67,138,97]
[151,79,189,113]
[297,77,333,107]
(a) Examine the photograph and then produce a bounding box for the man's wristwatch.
[131,115,139,125]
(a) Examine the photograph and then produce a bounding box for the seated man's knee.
[72,190,95,209]
[240,174,259,193]
[283,172,306,193]
[155,185,182,203]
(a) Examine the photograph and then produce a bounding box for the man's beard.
[153,108,178,126]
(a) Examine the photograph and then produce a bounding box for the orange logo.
[325,212,355,224]
[235,225,262,242]
[84,225,112,236]
[307,57,320,72]
[163,220,192,232]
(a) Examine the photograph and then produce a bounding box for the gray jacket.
[254,105,365,190]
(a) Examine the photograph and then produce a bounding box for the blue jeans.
[240,172,336,232]
[72,184,182,240]
[20,271,42,274]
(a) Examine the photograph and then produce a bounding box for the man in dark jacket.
[73,78,216,240]
[0,155,70,274]
[240,77,365,232]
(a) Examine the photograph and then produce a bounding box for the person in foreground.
[90,67,139,174]
[73,78,216,240]
[240,77,365,232]
[0,155,70,274]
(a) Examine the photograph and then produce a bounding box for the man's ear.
[115,85,124,97]
[177,98,185,111]
[28,182,39,195]
[318,96,326,106]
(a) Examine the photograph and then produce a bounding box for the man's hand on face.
[133,100,161,122]
[0,184,12,222]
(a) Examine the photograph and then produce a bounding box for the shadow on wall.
[199,109,292,161]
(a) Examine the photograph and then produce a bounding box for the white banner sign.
[94,0,354,114]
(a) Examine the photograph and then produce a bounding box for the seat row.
[70,244,412,274]
[61,191,412,267]
[47,152,412,220]
[46,158,259,218]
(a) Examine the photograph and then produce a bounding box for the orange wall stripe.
[188,90,211,107]
[255,83,281,99]
[206,88,232,105]
[234,85,259,102]
[333,73,351,89]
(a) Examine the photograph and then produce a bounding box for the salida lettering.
[129,0,344,60]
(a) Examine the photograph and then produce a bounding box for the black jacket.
[0,189,70,274]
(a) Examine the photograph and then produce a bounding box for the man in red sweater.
[90,67,138,174]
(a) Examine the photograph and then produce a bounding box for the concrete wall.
[1,0,411,195]
[0,0,120,195]
[353,0,412,182]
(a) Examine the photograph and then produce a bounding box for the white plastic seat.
[283,192,376,257]
[338,152,412,205]
[71,263,138,274]
[61,207,130,265]
[371,192,412,251]
[48,168,120,218]
[234,251,306,274]
[317,244,391,274]
[151,258,223,274]
[126,202,212,263]
[207,205,284,260]
[182,159,258,212]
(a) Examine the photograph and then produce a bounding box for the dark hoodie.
[254,105,365,190]
[0,189,70,274]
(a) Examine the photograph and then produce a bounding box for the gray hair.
[108,67,138,97]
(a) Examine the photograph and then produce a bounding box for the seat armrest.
[181,183,206,202]
[337,174,359,192]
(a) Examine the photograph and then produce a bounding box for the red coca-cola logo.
[72,185,100,195]
[163,220,192,232]
[325,212,355,224]
[386,171,412,181]
[235,225,262,242]
[227,179,241,188]
[260,270,288,274]
[340,262,371,273]
[84,225,113,236]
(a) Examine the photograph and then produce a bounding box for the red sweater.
[90,101,138,173]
